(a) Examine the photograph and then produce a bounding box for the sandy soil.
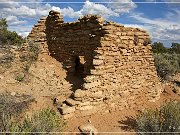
[65,85,180,135]
[1,49,180,135]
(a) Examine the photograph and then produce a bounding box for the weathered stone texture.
[27,10,163,117]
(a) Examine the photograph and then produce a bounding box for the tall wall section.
[87,22,163,103]
[45,11,105,76]
[27,16,48,54]
[27,10,163,117]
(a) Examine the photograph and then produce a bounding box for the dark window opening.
[74,56,85,77]
[75,57,80,71]
[66,56,85,91]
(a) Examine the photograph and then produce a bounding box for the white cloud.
[9,25,32,37]
[6,15,27,25]
[108,0,137,14]
[1,4,52,18]
[129,11,180,41]
[80,1,119,18]
[0,0,137,20]
[2,6,36,17]
[0,1,52,36]
[52,6,82,18]
[35,3,52,17]
[53,0,136,19]
[0,0,19,8]
[18,32,29,37]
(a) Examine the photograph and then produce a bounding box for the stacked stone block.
[27,10,163,118]
[27,16,48,54]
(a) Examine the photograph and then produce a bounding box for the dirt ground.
[1,49,180,135]
[18,82,180,135]
[65,85,180,135]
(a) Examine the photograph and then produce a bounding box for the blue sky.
[0,0,179,47]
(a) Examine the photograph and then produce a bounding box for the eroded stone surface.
[59,106,75,115]
[27,10,163,117]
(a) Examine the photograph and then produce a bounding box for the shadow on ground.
[118,116,137,131]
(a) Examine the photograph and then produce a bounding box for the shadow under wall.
[65,56,85,91]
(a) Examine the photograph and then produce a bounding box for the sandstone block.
[90,91,103,98]
[79,105,94,111]
[65,98,81,106]
[90,69,104,75]
[79,101,91,106]
[93,59,103,65]
[120,49,127,54]
[74,89,87,98]
[78,124,98,135]
[83,81,101,89]
[59,106,75,115]
[94,55,105,60]
[84,75,98,83]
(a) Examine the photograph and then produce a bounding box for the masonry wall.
[45,11,105,76]
[27,16,48,55]
[85,23,162,107]
[27,10,163,117]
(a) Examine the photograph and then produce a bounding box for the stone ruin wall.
[28,10,163,118]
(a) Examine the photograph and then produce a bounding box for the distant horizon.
[1,0,180,47]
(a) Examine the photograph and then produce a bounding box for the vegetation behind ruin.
[0,18,25,46]
[152,42,180,80]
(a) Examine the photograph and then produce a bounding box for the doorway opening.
[74,56,85,76]
[66,56,86,91]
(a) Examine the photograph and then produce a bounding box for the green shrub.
[0,93,66,134]
[6,108,66,134]
[168,43,180,54]
[0,18,24,46]
[153,53,180,80]
[152,42,167,53]
[0,93,34,132]
[20,41,39,67]
[0,93,33,117]
[19,108,66,134]
[135,101,180,135]
[28,41,39,62]
[18,41,39,74]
